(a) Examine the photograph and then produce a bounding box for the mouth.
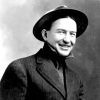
[59,44,71,50]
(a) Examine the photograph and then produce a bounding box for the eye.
[57,29,66,34]
[70,31,76,36]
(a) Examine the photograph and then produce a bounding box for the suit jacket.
[0,44,85,100]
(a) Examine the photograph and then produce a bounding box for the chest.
[27,56,82,100]
[57,69,64,85]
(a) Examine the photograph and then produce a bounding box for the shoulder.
[11,54,35,66]
[66,57,86,89]
[66,57,85,79]
[3,54,36,77]
[2,48,43,78]
[9,48,43,68]
[0,54,38,84]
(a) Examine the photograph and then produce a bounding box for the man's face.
[43,17,77,57]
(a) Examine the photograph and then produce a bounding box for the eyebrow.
[70,31,77,33]
[56,29,66,32]
[56,29,76,33]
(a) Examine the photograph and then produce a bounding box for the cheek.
[71,37,76,44]
[55,34,64,40]
[47,34,57,44]
[47,33,66,45]
[48,34,59,42]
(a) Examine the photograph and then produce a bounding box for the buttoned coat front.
[0,45,84,100]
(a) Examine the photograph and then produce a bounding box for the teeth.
[60,46,69,49]
[59,44,71,47]
[60,45,70,48]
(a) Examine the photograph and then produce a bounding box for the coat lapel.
[65,58,81,100]
[35,47,78,99]
[36,56,65,98]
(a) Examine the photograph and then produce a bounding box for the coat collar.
[36,53,65,98]
[35,43,76,98]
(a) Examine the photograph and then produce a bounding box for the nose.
[63,32,70,43]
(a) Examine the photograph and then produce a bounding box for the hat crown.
[45,5,68,14]
[55,5,68,11]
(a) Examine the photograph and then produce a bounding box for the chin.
[57,48,71,56]
[58,51,70,57]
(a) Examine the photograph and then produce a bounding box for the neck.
[42,43,73,70]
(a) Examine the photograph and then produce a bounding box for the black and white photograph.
[0,0,100,100]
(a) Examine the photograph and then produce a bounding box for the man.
[0,5,88,100]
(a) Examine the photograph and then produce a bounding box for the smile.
[59,44,71,50]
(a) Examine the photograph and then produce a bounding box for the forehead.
[51,17,77,32]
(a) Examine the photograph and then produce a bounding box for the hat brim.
[33,8,88,41]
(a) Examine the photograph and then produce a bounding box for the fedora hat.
[33,5,88,41]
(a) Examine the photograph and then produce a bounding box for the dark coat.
[0,44,85,100]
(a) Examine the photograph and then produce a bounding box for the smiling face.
[42,17,77,57]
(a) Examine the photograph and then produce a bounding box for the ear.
[41,29,48,41]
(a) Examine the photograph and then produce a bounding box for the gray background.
[0,0,100,100]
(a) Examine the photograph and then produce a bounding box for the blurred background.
[0,0,100,99]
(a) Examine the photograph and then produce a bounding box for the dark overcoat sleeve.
[66,58,86,100]
[0,60,27,100]
[76,74,86,100]
[78,80,86,100]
